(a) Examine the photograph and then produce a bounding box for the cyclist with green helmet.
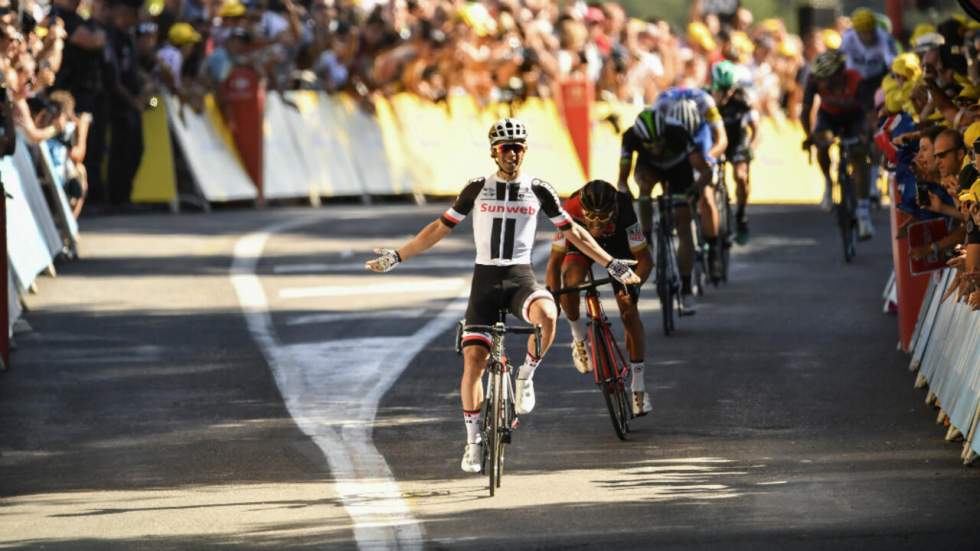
[711,60,760,244]
[619,103,713,313]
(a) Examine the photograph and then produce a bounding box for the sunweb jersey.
[440,173,574,266]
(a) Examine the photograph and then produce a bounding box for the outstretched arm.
[365,219,452,272]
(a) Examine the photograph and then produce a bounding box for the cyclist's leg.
[459,266,498,468]
[560,253,592,373]
[613,283,651,413]
[510,266,558,413]
[635,163,658,243]
[813,111,836,207]
[674,202,695,289]
[733,159,750,220]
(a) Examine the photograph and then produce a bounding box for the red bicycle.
[557,272,633,440]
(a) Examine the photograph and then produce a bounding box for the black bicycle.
[834,138,859,263]
[654,194,682,335]
[688,192,710,298]
[455,313,541,497]
[712,160,735,283]
[556,272,633,440]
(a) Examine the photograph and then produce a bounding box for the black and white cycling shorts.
[462,264,552,350]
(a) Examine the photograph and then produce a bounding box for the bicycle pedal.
[501,430,512,444]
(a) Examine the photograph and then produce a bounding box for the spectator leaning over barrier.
[43,90,88,218]
[157,22,202,104]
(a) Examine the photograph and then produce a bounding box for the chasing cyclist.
[801,50,878,239]
[619,102,713,313]
[365,118,641,474]
[653,87,727,278]
[710,60,760,244]
[546,180,654,416]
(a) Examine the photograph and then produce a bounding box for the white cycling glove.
[367,248,402,273]
[606,258,638,285]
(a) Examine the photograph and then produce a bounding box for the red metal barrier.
[889,176,932,352]
[557,79,592,178]
[221,66,265,204]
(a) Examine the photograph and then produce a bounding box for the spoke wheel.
[594,326,629,440]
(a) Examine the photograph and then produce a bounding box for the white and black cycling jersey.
[441,173,573,266]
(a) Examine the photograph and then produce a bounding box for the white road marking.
[232,218,553,550]
[286,309,428,326]
[279,279,465,299]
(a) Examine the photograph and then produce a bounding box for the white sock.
[519,352,541,381]
[567,316,586,342]
[630,362,645,392]
[464,409,482,444]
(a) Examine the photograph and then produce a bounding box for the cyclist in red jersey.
[546,180,654,415]
[802,50,878,239]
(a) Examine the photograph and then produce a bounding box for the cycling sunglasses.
[582,208,615,223]
[496,142,526,155]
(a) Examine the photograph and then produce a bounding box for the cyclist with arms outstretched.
[546,180,654,416]
[711,60,760,244]
[366,119,641,473]
[802,50,878,238]
[619,102,713,313]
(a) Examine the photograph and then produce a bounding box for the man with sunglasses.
[546,180,654,416]
[366,118,641,474]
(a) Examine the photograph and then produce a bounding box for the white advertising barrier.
[13,134,62,258]
[909,272,942,370]
[332,95,399,196]
[262,93,316,201]
[165,94,257,203]
[908,269,980,463]
[7,267,21,336]
[309,93,364,198]
[2,156,52,293]
[36,139,80,251]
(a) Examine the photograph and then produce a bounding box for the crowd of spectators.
[0,0,975,227]
[874,15,980,311]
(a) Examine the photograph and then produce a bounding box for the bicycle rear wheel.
[656,248,674,336]
[593,323,630,440]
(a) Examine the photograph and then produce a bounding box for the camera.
[916,183,931,207]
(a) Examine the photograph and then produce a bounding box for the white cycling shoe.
[460,442,483,473]
[632,391,653,417]
[857,211,875,241]
[571,340,592,374]
[515,378,535,414]
[681,293,697,315]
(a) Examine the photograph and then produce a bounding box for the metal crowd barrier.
[906,269,980,464]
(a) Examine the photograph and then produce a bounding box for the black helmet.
[580,179,618,215]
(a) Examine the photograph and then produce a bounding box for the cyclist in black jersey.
[546,180,654,416]
[366,118,641,474]
[619,104,712,313]
[711,60,760,244]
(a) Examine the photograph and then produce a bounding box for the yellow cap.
[760,19,782,34]
[852,8,876,33]
[957,179,980,204]
[910,23,935,43]
[964,121,980,149]
[219,1,246,18]
[687,21,716,51]
[891,52,921,81]
[778,39,800,58]
[822,29,842,50]
[168,22,201,46]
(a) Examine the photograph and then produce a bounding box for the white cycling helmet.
[488,118,528,145]
[665,99,702,136]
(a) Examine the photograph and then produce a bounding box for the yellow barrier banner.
[748,117,824,204]
[132,95,177,205]
[590,101,642,192]
[513,98,586,195]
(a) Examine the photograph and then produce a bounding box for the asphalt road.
[1,203,978,550]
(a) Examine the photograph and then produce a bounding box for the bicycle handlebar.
[553,277,615,296]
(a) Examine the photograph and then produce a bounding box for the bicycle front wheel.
[593,323,630,440]
[656,234,675,336]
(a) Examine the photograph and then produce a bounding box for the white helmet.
[665,99,702,136]
[488,118,528,145]
[632,108,665,141]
